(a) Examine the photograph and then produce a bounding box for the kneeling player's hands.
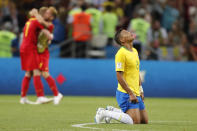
[129,94,138,104]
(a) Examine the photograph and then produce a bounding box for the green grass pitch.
[0,95,197,131]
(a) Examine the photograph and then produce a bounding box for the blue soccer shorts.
[116,90,145,113]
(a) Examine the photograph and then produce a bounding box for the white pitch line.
[72,122,101,130]
[72,122,138,131]
[71,120,194,131]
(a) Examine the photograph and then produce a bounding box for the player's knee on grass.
[140,115,148,124]
[133,117,141,124]
[140,110,148,124]
[126,109,141,124]
[140,112,148,124]
[33,69,41,76]
[41,71,50,78]
[141,119,148,124]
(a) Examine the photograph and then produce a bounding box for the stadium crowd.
[0,0,197,61]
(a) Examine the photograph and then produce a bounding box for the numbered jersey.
[37,24,54,53]
[20,17,44,52]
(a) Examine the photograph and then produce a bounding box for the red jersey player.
[37,7,63,105]
[20,9,53,104]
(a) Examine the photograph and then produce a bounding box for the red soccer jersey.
[20,17,44,52]
[38,24,54,72]
[48,24,54,33]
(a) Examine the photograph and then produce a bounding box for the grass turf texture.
[0,95,197,131]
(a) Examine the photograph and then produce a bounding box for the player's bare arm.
[139,75,144,101]
[116,71,138,103]
[35,15,51,28]
[41,29,53,40]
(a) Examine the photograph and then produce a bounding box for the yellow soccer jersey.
[37,32,48,53]
[115,46,140,96]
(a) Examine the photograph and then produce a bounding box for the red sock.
[21,76,31,97]
[45,76,59,96]
[33,76,44,97]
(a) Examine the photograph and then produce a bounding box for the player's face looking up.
[119,30,134,47]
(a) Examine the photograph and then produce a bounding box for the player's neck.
[123,43,133,51]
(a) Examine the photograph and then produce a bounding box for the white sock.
[104,110,133,124]
[112,107,123,113]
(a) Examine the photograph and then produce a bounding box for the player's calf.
[42,71,63,104]
[43,73,59,96]
[33,69,45,97]
[21,71,32,98]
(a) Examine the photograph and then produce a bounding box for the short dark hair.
[114,29,123,45]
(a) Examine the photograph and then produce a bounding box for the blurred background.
[0,0,197,98]
[1,0,197,60]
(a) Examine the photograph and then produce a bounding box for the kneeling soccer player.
[95,29,148,124]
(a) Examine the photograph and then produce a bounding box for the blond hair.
[39,7,48,16]
[48,6,58,18]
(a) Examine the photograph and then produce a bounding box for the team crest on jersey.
[117,62,122,69]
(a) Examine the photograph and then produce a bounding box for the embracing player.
[95,29,148,124]
[20,7,63,105]
[37,7,63,105]
[20,9,54,104]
